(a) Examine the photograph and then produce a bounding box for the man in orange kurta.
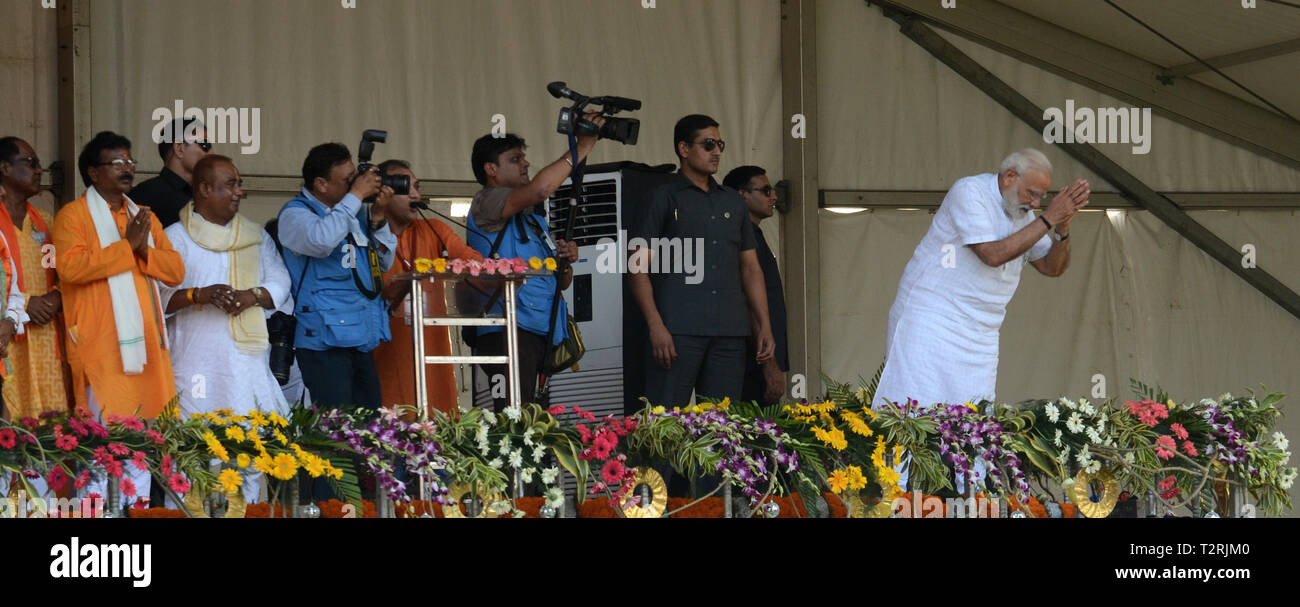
[0,137,71,420]
[54,132,185,420]
[373,160,482,417]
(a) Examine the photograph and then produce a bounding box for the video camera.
[353,129,410,201]
[548,82,641,145]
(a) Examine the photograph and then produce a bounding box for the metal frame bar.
[1162,38,1300,78]
[871,0,1300,170]
[821,189,1300,210]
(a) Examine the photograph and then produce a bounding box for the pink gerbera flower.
[119,478,136,498]
[55,434,79,451]
[1171,423,1188,440]
[1154,435,1178,460]
[1182,441,1199,457]
[169,474,191,495]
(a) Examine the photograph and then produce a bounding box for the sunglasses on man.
[744,185,775,196]
[693,138,726,153]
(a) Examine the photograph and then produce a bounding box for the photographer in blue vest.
[277,142,396,411]
[466,121,601,411]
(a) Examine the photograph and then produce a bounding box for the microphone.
[547,81,587,103]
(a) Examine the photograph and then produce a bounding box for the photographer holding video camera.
[276,135,399,412]
[466,92,631,411]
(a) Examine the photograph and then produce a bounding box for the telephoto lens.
[266,311,296,385]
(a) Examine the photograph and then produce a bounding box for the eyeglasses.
[94,158,138,170]
[745,185,775,196]
[694,138,726,153]
[1025,188,1049,202]
[11,156,42,170]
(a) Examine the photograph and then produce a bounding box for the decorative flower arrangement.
[317,406,447,505]
[651,399,799,509]
[1006,381,1295,516]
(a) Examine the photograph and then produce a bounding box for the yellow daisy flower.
[270,453,298,481]
[224,426,246,443]
[237,453,251,469]
[218,468,243,493]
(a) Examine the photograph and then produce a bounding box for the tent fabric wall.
[0,0,61,217]
[83,0,784,236]
[816,0,1300,192]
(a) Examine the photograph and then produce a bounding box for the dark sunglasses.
[694,138,726,153]
[745,185,775,196]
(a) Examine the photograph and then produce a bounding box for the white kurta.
[874,173,1052,411]
[161,223,292,418]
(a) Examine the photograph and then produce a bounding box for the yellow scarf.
[180,204,267,353]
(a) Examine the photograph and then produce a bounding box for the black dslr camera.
[354,129,410,200]
[548,82,641,145]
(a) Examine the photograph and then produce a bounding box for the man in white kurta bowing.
[874,149,1089,413]
[162,155,291,502]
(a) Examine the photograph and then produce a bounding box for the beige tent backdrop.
[2,0,1298,510]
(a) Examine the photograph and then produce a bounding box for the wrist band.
[186,288,196,304]
[1039,215,1053,231]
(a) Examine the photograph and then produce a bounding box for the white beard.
[1001,186,1030,218]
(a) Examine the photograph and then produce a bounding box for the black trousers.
[295,347,382,502]
[474,328,550,412]
[296,347,383,411]
[644,334,746,408]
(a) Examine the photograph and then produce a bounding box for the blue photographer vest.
[466,208,567,345]
[279,194,391,352]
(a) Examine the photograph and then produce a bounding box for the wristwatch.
[252,287,265,301]
[1054,230,1070,242]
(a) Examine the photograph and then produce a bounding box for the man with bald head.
[162,155,291,427]
[874,149,1089,415]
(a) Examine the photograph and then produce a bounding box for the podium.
[392,269,549,421]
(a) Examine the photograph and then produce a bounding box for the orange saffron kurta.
[373,219,481,417]
[53,195,186,418]
[0,203,70,417]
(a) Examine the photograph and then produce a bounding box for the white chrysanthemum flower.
[508,449,524,469]
[520,467,535,484]
[498,436,512,453]
[1124,452,1136,464]
[522,427,536,447]
[545,487,564,508]
[1060,397,1077,410]
[1218,393,1232,404]
[1272,432,1289,451]
[1095,417,1107,434]
[1054,429,1063,447]
[488,457,503,468]
[1085,460,1101,474]
[1086,427,1103,445]
[1080,398,1095,416]
[1200,398,1217,408]
[1075,444,1091,465]
[541,466,560,485]
[1045,402,1060,423]
[532,445,547,462]
[475,425,489,443]
[502,404,522,422]
[1066,412,1085,434]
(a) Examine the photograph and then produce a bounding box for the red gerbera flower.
[74,470,92,490]
[600,459,626,485]
[0,429,16,449]
[119,478,136,498]
[48,466,69,492]
[55,434,79,451]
